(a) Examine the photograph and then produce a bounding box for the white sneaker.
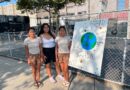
[57,75,64,81]
[63,81,70,87]
[49,77,56,83]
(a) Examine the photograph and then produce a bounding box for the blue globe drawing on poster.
[81,32,97,50]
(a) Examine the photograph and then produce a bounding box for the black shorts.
[43,47,56,64]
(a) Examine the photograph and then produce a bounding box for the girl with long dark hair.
[38,23,63,83]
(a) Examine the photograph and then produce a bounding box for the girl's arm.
[39,36,46,62]
[39,43,44,58]
[39,43,46,63]
[39,35,44,57]
[68,41,71,51]
[25,45,31,65]
[25,45,29,59]
[67,36,72,51]
[55,42,59,61]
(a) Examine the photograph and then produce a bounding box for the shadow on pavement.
[0,57,32,89]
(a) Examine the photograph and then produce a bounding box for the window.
[78,11,86,15]
[101,0,108,12]
[67,13,75,16]
[118,0,125,11]
[44,16,49,19]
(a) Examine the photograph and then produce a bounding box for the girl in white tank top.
[38,23,63,83]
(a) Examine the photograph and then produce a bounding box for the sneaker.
[63,81,70,87]
[33,81,39,88]
[37,81,43,87]
[57,75,64,81]
[49,77,56,83]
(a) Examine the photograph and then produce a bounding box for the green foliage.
[16,0,85,27]
[16,0,84,13]
[17,0,33,11]
[69,0,85,4]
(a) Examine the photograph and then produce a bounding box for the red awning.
[100,11,128,20]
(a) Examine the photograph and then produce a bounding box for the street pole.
[48,0,52,30]
[88,0,90,20]
[66,0,68,15]
[49,6,52,29]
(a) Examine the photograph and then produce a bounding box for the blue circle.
[81,32,97,50]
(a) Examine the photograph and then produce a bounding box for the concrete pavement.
[0,56,130,90]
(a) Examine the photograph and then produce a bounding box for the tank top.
[42,36,55,48]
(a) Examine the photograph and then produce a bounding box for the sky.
[0,0,16,6]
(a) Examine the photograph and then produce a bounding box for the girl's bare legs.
[36,63,41,81]
[60,62,69,82]
[45,63,56,83]
[54,61,61,75]
[63,62,69,82]
[45,63,52,77]
[54,61,65,81]
[31,64,37,82]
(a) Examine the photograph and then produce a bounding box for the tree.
[16,0,85,28]
[17,0,36,15]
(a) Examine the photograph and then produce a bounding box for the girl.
[55,26,71,87]
[38,23,63,83]
[24,27,44,87]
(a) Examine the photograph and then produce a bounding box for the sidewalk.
[0,56,130,90]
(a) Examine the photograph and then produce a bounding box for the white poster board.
[69,19,108,76]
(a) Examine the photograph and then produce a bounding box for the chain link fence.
[101,38,125,83]
[1,33,130,86]
[0,32,27,61]
[1,21,130,86]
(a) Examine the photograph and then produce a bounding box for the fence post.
[121,39,127,83]
[8,32,13,57]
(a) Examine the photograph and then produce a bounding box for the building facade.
[0,4,37,27]
[58,0,130,38]
[0,0,130,38]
